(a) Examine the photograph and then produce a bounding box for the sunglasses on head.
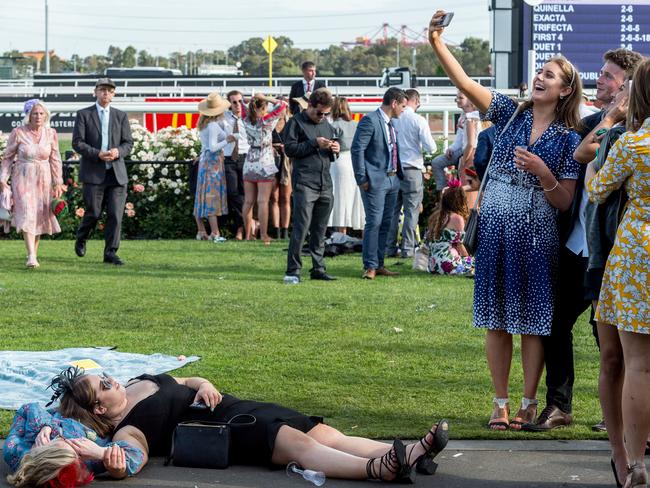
[316,110,331,117]
[99,372,113,390]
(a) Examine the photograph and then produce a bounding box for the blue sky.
[0,0,490,59]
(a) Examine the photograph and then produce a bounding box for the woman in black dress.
[50,368,448,483]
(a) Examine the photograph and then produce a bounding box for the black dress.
[114,374,322,465]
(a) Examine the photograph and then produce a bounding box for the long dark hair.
[427,185,469,241]
[247,96,268,125]
[627,58,650,131]
[49,367,114,438]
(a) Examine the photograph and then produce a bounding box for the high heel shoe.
[406,420,449,475]
[624,462,648,488]
[195,231,208,241]
[26,255,40,268]
[366,439,414,484]
[611,459,623,488]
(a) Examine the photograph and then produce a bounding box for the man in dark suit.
[288,61,326,115]
[351,87,407,279]
[73,78,133,265]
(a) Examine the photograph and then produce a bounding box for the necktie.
[388,120,398,172]
[100,109,109,151]
[306,81,311,93]
[231,118,239,161]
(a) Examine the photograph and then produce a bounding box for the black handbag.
[165,414,256,469]
[463,106,521,254]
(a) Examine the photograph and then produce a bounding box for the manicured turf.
[0,240,604,440]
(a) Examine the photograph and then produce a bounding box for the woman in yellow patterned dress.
[587,58,650,488]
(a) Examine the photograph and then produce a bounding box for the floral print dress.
[242,100,288,182]
[0,126,63,235]
[4,403,144,475]
[194,121,228,218]
[426,227,474,275]
[587,117,650,333]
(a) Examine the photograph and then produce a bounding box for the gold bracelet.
[543,181,559,192]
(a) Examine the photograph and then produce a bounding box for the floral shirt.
[3,403,144,475]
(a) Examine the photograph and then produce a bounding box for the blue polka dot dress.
[474,92,581,335]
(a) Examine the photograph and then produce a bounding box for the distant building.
[22,50,55,72]
[197,64,243,76]
[0,57,23,79]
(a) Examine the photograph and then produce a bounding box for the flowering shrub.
[1,121,204,240]
[0,131,7,156]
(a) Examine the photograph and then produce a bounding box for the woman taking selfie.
[427,10,582,431]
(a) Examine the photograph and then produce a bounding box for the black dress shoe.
[74,239,86,257]
[522,405,572,431]
[103,254,124,266]
[310,271,337,281]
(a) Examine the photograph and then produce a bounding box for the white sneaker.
[283,275,300,284]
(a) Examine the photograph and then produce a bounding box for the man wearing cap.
[73,78,133,265]
[289,61,326,116]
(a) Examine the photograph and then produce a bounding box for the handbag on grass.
[463,106,521,254]
[165,414,256,469]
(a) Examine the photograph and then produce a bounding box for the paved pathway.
[1,439,622,487]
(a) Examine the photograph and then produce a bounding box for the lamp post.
[45,0,50,74]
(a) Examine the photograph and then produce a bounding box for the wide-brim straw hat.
[198,92,230,117]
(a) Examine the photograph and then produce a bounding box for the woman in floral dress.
[424,180,473,275]
[0,99,65,268]
[428,11,583,431]
[194,93,231,241]
[242,95,288,244]
[586,58,650,488]
[5,402,144,486]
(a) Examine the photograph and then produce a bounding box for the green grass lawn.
[0,240,604,441]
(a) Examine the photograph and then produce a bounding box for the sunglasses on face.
[316,110,331,117]
[231,100,242,105]
[99,372,113,390]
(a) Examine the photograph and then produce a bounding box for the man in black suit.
[288,61,326,115]
[73,78,133,265]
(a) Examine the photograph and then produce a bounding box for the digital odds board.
[522,1,650,87]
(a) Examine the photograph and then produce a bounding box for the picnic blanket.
[0,347,200,410]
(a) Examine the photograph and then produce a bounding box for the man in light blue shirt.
[386,89,436,258]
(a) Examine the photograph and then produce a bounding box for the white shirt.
[378,108,397,172]
[448,110,480,153]
[392,106,436,169]
[303,78,316,94]
[565,185,590,257]
[223,111,249,156]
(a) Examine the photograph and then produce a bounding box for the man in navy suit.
[351,88,407,279]
[73,78,133,265]
[289,61,326,116]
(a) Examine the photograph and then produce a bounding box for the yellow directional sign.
[262,36,277,54]
[262,35,278,87]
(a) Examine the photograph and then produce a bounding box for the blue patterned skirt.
[193,150,228,218]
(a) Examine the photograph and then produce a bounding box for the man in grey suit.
[73,78,133,265]
[351,87,407,279]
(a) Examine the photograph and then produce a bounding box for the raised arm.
[428,11,492,113]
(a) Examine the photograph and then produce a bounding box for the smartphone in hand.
[435,12,454,27]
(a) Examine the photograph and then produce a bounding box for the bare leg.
[269,182,280,229]
[521,333,544,399]
[486,329,512,398]
[243,182,257,240]
[597,321,627,483]
[271,425,386,480]
[34,235,40,254]
[23,232,36,258]
[337,227,347,234]
[195,217,207,238]
[306,424,391,458]
[279,180,292,229]
[256,181,274,244]
[207,215,220,237]
[618,329,650,467]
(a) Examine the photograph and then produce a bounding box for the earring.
[559,95,565,100]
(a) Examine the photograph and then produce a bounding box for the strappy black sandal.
[406,419,450,475]
[366,439,414,484]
